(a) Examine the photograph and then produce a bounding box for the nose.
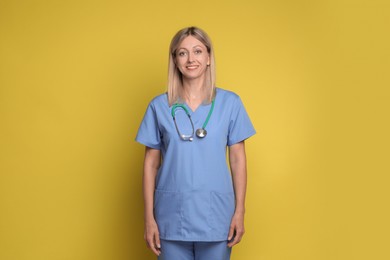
[187,52,194,63]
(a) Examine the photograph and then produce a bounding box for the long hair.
[167,26,216,106]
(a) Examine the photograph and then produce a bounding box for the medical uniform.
[136,88,255,258]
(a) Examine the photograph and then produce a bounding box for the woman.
[136,26,256,260]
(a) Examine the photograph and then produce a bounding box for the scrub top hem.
[159,235,229,242]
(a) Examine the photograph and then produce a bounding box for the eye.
[194,49,202,54]
[178,51,187,57]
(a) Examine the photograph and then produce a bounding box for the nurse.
[136,26,256,260]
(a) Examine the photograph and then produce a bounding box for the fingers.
[147,237,161,256]
[155,235,161,253]
[145,231,161,256]
[227,226,245,248]
[151,233,162,256]
[228,225,235,241]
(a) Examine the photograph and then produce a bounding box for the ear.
[207,56,210,66]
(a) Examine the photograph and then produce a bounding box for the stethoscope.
[171,99,215,141]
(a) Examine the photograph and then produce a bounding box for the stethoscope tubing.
[172,113,195,141]
[171,100,215,141]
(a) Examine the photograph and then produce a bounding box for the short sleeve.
[227,96,256,146]
[135,102,162,150]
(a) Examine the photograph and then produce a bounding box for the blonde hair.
[167,26,216,106]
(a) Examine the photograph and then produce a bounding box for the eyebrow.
[177,45,204,51]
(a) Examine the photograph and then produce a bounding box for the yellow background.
[1,0,389,259]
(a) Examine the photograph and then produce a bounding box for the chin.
[183,71,206,80]
[183,75,204,80]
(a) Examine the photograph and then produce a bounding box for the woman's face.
[175,35,210,81]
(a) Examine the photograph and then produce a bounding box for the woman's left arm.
[227,141,247,248]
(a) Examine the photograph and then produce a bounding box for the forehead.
[177,35,206,50]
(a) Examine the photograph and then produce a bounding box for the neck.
[182,78,204,101]
[181,80,205,111]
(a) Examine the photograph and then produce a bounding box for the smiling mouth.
[186,65,199,70]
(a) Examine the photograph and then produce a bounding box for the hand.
[144,218,161,256]
[227,212,245,248]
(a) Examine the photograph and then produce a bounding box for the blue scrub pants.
[158,239,232,260]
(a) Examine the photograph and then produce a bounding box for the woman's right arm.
[143,146,161,256]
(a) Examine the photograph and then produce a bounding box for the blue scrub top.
[136,88,256,241]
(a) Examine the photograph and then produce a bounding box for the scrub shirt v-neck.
[136,88,256,241]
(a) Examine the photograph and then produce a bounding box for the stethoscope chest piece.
[196,128,207,138]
